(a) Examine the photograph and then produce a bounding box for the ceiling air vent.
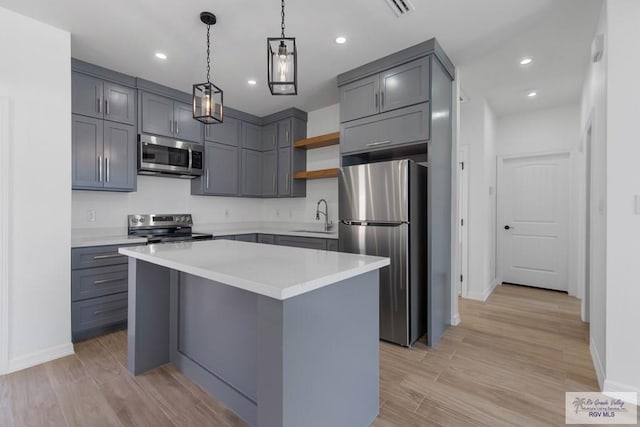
[384,0,415,17]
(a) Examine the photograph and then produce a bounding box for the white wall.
[496,103,582,297]
[73,103,342,230]
[580,1,607,388]
[603,0,640,395]
[459,97,497,300]
[0,7,73,373]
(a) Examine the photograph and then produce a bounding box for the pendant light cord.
[206,24,211,83]
[281,0,286,38]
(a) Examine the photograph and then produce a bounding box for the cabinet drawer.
[340,103,430,155]
[72,293,128,334]
[275,235,327,250]
[235,234,257,243]
[72,264,128,302]
[258,234,275,244]
[71,244,136,269]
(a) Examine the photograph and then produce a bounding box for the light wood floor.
[0,284,599,426]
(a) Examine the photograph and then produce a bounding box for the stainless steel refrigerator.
[339,159,427,347]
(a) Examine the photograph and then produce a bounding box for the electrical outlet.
[87,209,96,222]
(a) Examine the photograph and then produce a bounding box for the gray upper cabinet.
[277,147,291,196]
[262,150,277,197]
[261,123,277,151]
[140,92,202,143]
[241,122,263,151]
[339,75,380,123]
[241,149,262,197]
[72,115,136,191]
[72,72,135,125]
[277,119,292,147]
[339,56,430,124]
[196,141,239,196]
[206,116,240,146]
[379,57,430,113]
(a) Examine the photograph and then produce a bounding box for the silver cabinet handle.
[97,96,102,113]
[105,157,110,182]
[366,140,392,147]
[175,120,179,134]
[206,169,210,189]
[92,254,121,260]
[188,147,193,171]
[272,136,276,149]
[98,155,103,182]
[170,119,173,133]
[105,98,110,115]
[93,278,121,285]
[374,93,378,109]
[381,91,385,108]
[273,175,276,192]
[285,130,289,143]
[94,306,124,316]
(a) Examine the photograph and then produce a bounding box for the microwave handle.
[188,147,193,171]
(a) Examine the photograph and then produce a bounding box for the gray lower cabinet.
[205,116,240,146]
[72,72,136,125]
[241,149,262,196]
[192,142,239,196]
[71,244,137,342]
[72,115,136,191]
[274,235,328,250]
[262,150,277,197]
[140,92,202,143]
[340,103,430,155]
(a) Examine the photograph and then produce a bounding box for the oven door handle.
[188,147,193,171]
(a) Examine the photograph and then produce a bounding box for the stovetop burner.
[128,214,212,243]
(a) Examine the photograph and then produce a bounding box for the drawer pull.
[94,307,125,316]
[93,278,123,285]
[366,140,392,147]
[92,254,121,260]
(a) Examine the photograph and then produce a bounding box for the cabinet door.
[277,119,292,147]
[274,235,327,250]
[103,122,136,191]
[340,103,430,155]
[174,101,203,143]
[72,115,104,189]
[241,122,263,150]
[339,75,380,123]
[205,116,239,146]
[261,123,277,151]
[241,149,262,196]
[380,57,430,113]
[235,234,257,243]
[72,73,103,119]
[277,147,291,196]
[327,239,339,252]
[103,82,136,125]
[205,142,239,195]
[261,150,277,197]
[141,92,174,137]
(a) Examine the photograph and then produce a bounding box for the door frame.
[496,150,572,289]
[581,114,594,322]
[458,146,469,298]
[0,98,13,375]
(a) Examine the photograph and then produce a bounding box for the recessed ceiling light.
[519,57,533,66]
[155,52,167,60]
[335,36,347,45]
[248,79,257,85]
[527,90,538,98]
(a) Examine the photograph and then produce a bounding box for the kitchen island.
[119,240,389,427]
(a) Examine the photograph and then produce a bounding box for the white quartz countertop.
[72,222,338,248]
[119,240,388,300]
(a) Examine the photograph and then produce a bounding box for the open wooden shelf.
[293,132,340,150]
[293,168,339,180]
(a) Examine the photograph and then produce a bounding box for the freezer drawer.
[339,221,409,345]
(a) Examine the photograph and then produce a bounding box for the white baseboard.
[8,342,74,374]
[590,339,605,390]
[464,280,499,302]
[451,313,461,326]
[604,379,640,396]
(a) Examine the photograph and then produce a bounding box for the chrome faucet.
[315,199,333,231]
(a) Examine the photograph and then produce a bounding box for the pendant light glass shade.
[267,37,297,95]
[193,12,223,124]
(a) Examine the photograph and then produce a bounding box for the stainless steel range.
[128,214,213,244]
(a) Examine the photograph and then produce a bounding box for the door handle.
[175,120,179,134]
[98,155,103,182]
[105,99,110,115]
[366,140,391,147]
[93,277,121,285]
[170,119,173,133]
[188,147,193,171]
[381,91,385,108]
[92,254,121,260]
[206,169,210,189]
[105,157,110,182]
[97,96,102,114]
[374,93,378,109]
[504,225,513,230]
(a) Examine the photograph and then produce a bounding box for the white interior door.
[499,153,570,291]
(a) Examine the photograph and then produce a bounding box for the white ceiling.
[0,0,601,117]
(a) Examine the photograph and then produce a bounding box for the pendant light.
[193,12,223,124]
[267,0,297,95]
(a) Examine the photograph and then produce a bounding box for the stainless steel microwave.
[138,134,204,178]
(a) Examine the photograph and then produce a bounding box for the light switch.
[635,195,640,215]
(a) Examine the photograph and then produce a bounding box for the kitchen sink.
[291,229,336,235]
